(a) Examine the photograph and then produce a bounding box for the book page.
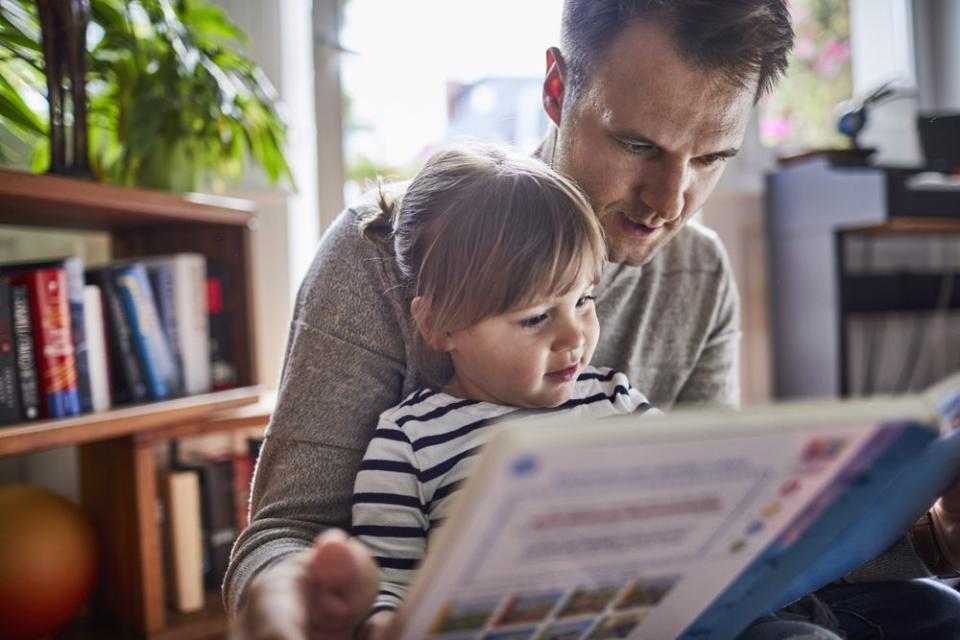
[398,421,895,640]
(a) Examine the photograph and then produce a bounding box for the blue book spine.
[113,264,181,401]
[147,264,184,396]
[63,257,93,413]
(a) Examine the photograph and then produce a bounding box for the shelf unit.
[0,168,269,639]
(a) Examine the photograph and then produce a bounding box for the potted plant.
[0,0,293,192]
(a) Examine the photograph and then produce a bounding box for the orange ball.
[0,485,99,640]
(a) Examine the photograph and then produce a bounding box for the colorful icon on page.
[761,501,782,518]
[779,478,801,497]
[745,520,764,536]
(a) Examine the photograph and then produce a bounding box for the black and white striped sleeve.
[352,416,429,613]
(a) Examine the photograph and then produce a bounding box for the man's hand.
[236,529,380,640]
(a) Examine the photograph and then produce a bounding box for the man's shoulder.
[651,220,730,276]
[297,194,400,298]
[316,198,385,257]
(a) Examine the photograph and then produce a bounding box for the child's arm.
[352,415,431,618]
[356,610,397,640]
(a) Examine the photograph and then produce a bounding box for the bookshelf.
[0,168,270,639]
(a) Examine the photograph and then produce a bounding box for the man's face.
[547,21,756,266]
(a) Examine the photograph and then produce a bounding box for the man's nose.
[640,160,687,223]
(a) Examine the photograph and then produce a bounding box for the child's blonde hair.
[361,143,606,341]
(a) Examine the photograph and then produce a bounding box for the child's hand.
[236,528,380,640]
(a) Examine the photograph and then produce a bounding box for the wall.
[211,0,328,390]
[913,0,960,112]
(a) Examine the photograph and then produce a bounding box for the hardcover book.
[7,267,80,418]
[82,285,111,413]
[385,375,960,640]
[142,254,210,396]
[207,261,237,391]
[10,284,40,420]
[86,267,148,404]
[0,279,22,424]
[113,263,182,400]
[0,257,93,412]
[170,440,239,589]
[160,469,205,614]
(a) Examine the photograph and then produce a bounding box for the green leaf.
[0,0,40,42]
[0,28,41,52]
[0,72,44,135]
[183,5,246,44]
[89,0,129,33]
[29,134,49,173]
[0,0,293,190]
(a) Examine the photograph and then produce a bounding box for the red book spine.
[232,454,254,531]
[10,268,80,418]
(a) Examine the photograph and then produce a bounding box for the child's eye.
[576,294,596,308]
[519,313,548,328]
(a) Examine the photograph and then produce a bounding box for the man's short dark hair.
[560,0,794,101]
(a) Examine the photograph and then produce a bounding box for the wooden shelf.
[152,591,231,640]
[0,386,263,457]
[56,591,230,639]
[840,216,960,236]
[147,391,275,441]
[0,167,263,638]
[0,168,254,231]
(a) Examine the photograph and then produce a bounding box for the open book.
[387,374,960,640]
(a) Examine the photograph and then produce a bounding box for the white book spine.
[176,255,211,395]
[162,470,205,613]
[82,285,111,412]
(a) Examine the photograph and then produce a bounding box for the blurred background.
[2,1,960,636]
[1,0,957,416]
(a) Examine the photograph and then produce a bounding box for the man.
[228,2,960,638]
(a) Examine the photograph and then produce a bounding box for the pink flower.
[815,40,850,77]
[787,0,809,25]
[794,33,817,62]
[761,116,793,143]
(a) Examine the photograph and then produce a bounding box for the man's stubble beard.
[598,210,674,267]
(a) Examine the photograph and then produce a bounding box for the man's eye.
[519,313,548,328]
[618,139,655,155]
[696,154,729,167]
[576,294,596,308]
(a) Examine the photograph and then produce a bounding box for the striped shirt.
[351,365,656,613]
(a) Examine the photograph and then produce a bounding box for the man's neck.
[534,125,559,167]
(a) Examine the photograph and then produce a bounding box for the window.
[338,0,561,201]
[760,0,853,149]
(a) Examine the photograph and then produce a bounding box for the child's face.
[442,268,600,408]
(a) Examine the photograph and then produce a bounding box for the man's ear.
[411,296,455,352]
[543,47,567,127]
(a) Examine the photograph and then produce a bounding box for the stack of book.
[0,253,236,424]
[158,434,263,613]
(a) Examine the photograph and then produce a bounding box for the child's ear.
[411,296,455,352]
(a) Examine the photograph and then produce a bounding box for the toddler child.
[333,144,657,639]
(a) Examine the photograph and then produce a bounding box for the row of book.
[158,435,263,613]
[0,254,237,424]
